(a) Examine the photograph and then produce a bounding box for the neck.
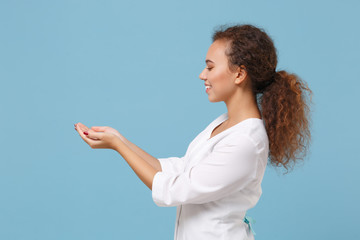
[224,86,261,125]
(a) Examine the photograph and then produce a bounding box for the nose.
[199,68,207,81]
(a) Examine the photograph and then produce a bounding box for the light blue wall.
[0,0,359,239]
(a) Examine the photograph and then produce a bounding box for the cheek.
[209,70,224,84]
[211,71,230,87]
[213,77,235,97]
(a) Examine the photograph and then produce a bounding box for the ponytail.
[259,70,313,172]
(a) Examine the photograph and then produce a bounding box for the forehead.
[206,40,230,62]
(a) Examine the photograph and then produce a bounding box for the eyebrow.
[205,59,214,64]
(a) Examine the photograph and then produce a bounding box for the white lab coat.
[152,112,269,240]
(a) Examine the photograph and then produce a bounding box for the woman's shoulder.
[221,118,269,150]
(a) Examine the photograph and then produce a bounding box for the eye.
[206,67,213,71]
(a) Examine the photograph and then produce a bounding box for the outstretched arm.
[75,123,159,190]
[106,128,162,172]
[113,135,158,190]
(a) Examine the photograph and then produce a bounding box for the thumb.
[84,129,103,140]
[91,126,107,132]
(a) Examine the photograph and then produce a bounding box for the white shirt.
[152,112,269,240]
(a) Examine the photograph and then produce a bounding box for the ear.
[234,65,247,85]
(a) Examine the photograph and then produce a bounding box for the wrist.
[118,134,126,142]
[112,135,125,152]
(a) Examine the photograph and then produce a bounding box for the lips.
[204,83,212,93]
[205,85,212,93]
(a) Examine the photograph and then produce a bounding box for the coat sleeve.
[152,135,259,207]
[158,157,186,174]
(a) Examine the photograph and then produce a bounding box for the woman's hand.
[74,123,158,190]
[74,123,120,150]
[90,126,123,139]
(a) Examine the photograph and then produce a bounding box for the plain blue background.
[1,0,359,239]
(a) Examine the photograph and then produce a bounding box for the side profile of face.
[199,40,242,103]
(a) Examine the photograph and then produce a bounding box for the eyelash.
[206,67,213,71]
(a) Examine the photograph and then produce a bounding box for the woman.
[75,24,312,240]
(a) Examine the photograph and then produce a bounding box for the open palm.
[90,126,122,138]
[75,122,121,138]
[75,122,123,149]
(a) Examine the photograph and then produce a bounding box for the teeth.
[205,86,212,89]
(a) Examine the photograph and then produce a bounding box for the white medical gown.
[152,112,269,240]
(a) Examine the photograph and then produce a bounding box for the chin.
[208,97,221,103]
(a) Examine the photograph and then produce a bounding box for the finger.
[75,124,87,139]
[85,129,104,140]
[91,126,107,132]
[77,122,89,132]
[75,124,92,141]
[82,135,99,148]
[76,127,96,146]
[75,123,81,134]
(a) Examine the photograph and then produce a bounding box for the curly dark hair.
[213,24,313,172]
